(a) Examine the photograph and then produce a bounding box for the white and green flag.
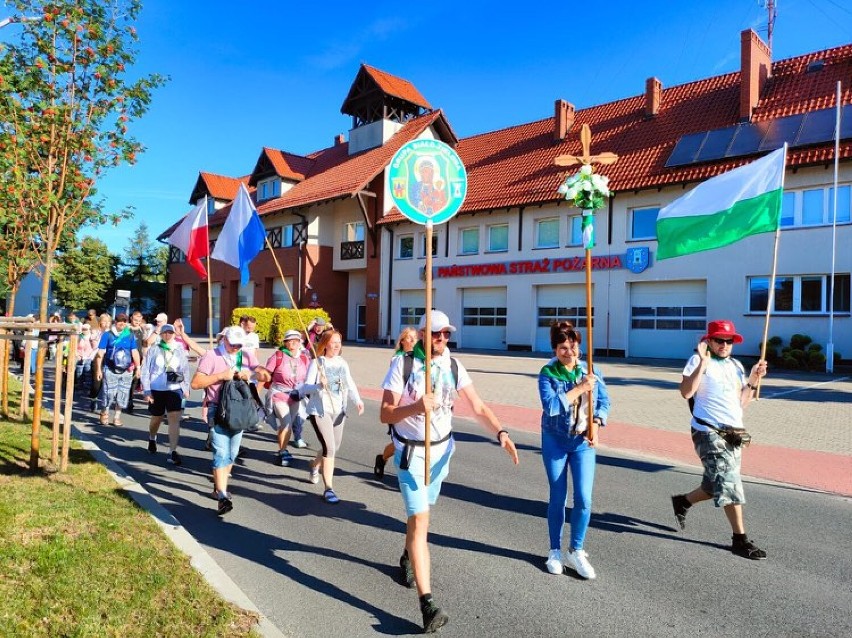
[656,146,786,260]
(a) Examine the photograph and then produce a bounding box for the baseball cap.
[283,329,303,342]
[418,310,456,333]
[160,324,175,334]
[156,312,168,324]
[222,325,246,345]
[314,317,326,326]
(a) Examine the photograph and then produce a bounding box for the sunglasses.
[431,330,452,339]
[712,338,735,345]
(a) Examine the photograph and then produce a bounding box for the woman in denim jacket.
[538,321,610,580]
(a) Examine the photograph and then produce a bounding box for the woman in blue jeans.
[538,321,610,580]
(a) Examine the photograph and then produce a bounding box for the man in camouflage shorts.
[670,320,768,560]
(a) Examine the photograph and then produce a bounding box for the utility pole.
[763,0,778,50]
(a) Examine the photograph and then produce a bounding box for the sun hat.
[283,329,303,342]
[156,312,168,324]
[703,319,743,344]
[418,310,456,333]
[222,326,246,346]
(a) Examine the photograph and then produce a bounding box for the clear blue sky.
[76,0,852,253]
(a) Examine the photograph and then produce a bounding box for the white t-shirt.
[683,354,746,431]
[381,349,472,448]
[303,355,361,417]
[241,331,260,354]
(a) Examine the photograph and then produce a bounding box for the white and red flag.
[168,196,209,278]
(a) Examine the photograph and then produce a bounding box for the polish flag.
[168,196,209,279]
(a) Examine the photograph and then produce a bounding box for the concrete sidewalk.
[258,342,851,497]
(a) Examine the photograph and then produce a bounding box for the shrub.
[790,333,812,350]
[766,333,834,370]
[269,309,331,346]
[228,307,277,342]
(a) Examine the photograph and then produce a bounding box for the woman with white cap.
[141,324,191,466]
[261,329,311,466]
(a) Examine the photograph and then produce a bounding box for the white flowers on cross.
[557,164,611,212]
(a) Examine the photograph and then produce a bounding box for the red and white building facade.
[163,31,851,360]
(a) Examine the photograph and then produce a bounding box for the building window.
[568,216,583,246]
[206,197,216,215]
[463,306,507,327]
[630,305,706,330]
[344,221,365,242]
[537,306,592,328]
[237,281,254,308]
[400,306,425,326]
[487,224,509,252]
[459,227,479,255]
[781,186,852,227]
[272,277,294,309]
[419,232,439,258]
[630,207,660,240]
[535,218,559,249]
[749,274,851,313]
[283,224,295,247]
[259,178,281,202]
[398,235,414,259]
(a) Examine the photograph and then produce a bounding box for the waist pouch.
[391,426,453,470]
[694,417,752,448]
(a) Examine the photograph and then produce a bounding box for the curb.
[70,422,287,638]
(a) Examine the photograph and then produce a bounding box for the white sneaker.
[565,549,596,580]
[545,549,563,575]
[294,438,307,448]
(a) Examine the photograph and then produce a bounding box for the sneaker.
[399,552,415,588]
[421,601,449,633]
[671,494,690,531]
[374,454,387,479]
[147,439,157,454]
[217,496,233,516]
[565,549,596,580]
[245,423,262,432]
[323,488,340,504]
[278,450,293,467]
[167,450,183,466]
[309,467,320,484]
[731,536,767,560]
[210,490,231,500]
[293,438,307,449]
[545,549,564,575]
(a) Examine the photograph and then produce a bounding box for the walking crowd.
[35,307,768,634]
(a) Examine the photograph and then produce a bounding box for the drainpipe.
[294,212,307,306]
[386,226,394,341]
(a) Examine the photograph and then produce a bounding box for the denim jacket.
[538,359,610,435]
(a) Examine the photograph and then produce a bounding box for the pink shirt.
[197,345,259,405]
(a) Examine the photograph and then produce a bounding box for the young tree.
[53,236,115,311]
[0,0,166,322]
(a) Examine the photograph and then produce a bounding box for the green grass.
[0,377,260,638]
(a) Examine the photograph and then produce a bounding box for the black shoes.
[732,536,767,560]
[421,600,449,633]
[217,496,233,516]
[671,494,690,531]
[399,551,415,588]
[374,454,386,479]
[147,439,157,454]
[167,450,183,466]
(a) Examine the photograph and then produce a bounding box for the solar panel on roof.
[694,126,737,162]
[759,114,804,151]
[726,121,769,157]
[795,108,837,146]
[664,132,705,168]
[840,105,852,139]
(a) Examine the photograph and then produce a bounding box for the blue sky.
[63,0,852,253]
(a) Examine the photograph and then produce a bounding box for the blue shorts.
[396,439,455,518]
[208,404,243,469]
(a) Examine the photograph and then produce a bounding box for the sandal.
[99,412,109,425]
[112,416,123,427]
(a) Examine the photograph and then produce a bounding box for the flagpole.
[755,143,787,399]
[204,195,214,348]
[423,221,434,486]
[826,80,841,374]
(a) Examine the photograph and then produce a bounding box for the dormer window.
[206,197,216,215]
[258,178,281,201]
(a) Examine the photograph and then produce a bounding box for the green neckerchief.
[710,352,731,362]
[158,340,173,352]
[115,326,131,339]
[412,340,427,362]
[278,347,297,358]
[236,350,243,370]
[541,359,583,384]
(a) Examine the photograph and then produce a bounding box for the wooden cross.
[554,123,618,167]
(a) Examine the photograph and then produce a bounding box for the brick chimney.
[334,133,346,146]
[645,77,662,117]
[740,29,772,121]
[554,99,575,142]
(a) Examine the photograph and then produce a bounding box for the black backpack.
[216,379,258,432]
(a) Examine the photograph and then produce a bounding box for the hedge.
[229,307,331,347]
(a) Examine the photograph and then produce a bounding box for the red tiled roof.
[255,147,315,183]
[362,64,431,109]
[198,172,249,201]
[256,110,446,216]
[380,42,852,223]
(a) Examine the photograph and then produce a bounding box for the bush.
[228,307,278,342]
[767,333,834,370]
[790,333,812,350]
[229,307,331,345]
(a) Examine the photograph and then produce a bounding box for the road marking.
[759,376,850,399]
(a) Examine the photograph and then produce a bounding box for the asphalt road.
[81,395,852,638]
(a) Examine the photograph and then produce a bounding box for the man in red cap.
[671,319,768,559]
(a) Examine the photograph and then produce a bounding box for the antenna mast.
[764,0,777,49]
